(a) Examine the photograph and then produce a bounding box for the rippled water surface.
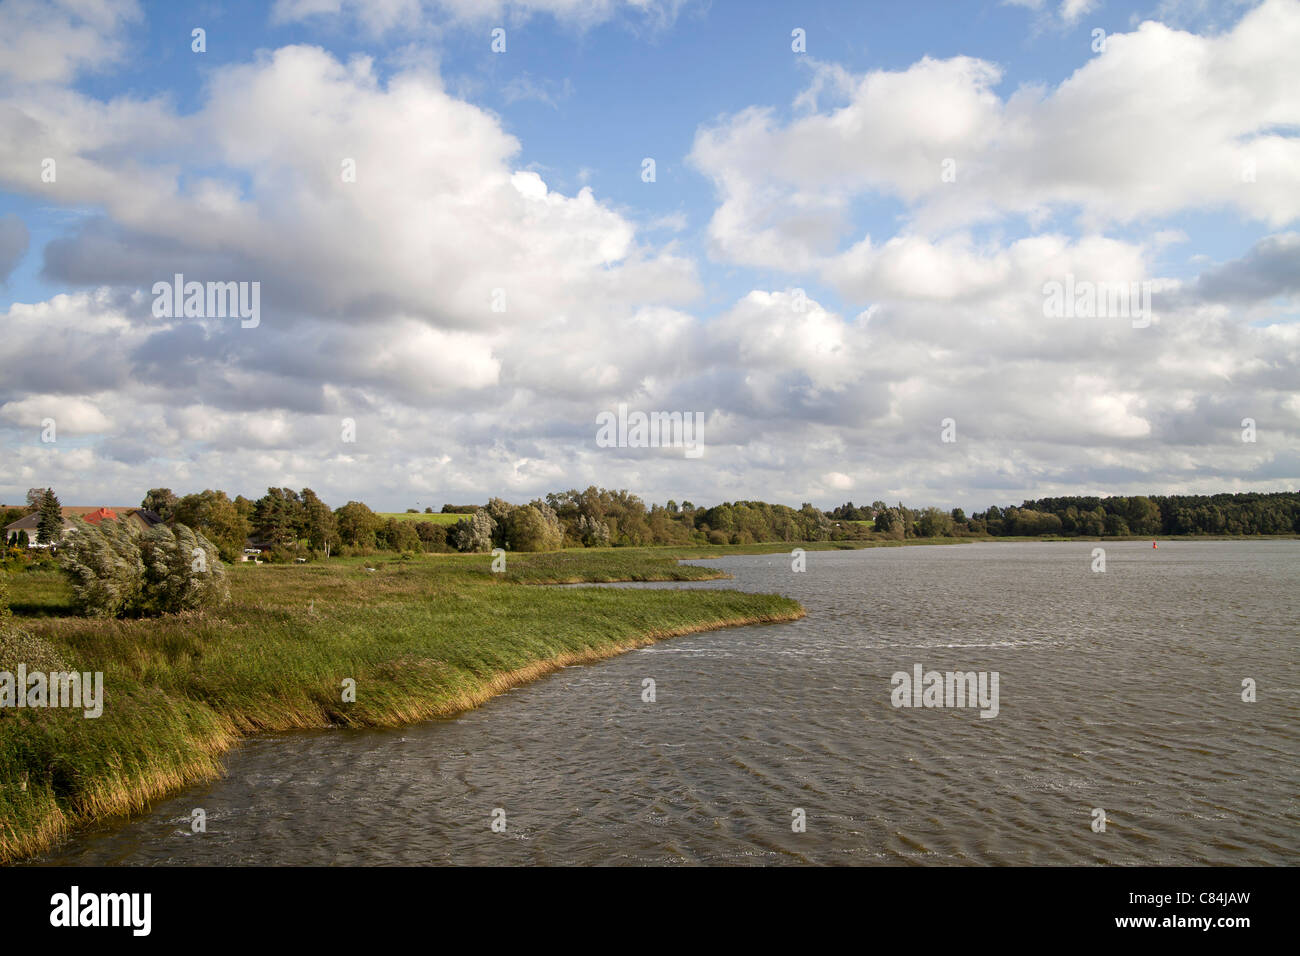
[36,541,1300,865]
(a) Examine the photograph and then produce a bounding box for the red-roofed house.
[4,507,164,547]
[82,507,118,526]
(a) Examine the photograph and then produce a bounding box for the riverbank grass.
[0,548,802,863]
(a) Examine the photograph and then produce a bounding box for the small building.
[240,536,274,562]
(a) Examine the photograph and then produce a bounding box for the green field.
[374,512,465,525]
[0,546,803,863]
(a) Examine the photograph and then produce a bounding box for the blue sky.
[0,0,1296,511]
[3,0,1268,310]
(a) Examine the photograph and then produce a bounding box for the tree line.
[831,492,1300,538]
[973,492,1300,537]
[5,488,1297,565]
[121,487,856,559]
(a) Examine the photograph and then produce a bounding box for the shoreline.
[1,553,803,864]
[3,534,1292,864]
[11,609,805,865]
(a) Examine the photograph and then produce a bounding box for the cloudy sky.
[1,0,1297,513]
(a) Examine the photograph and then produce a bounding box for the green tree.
[36,489,63,546]
[484,497,516,547]
[253,488,305,548]
[172,490,250,563]
[413,521,448,552]
[301,488,339,555]
[918,507,955,537]
[506,505,563,552]
[797,503,831,541]
[1127,495,1162,536]
[335,501,379,548]
[141,488,178,520]
[378,518,421,553]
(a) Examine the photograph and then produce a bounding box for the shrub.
[378,517,421,553]
[505,504,565,552]
[576,514,611,547]
[58,517,144,618]
[917,506,955,538]
[0,624,69,674]
[452,510,496,553]
[139,523,229,614]
[413,521,449,552]
[58,518,227,617]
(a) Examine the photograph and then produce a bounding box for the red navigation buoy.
[1152,541,1158,549]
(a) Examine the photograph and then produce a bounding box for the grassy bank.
[0,548,803,864]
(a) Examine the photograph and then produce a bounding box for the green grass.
[0,547,803,863]
[375,512,465,525]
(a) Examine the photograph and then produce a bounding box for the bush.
[917,507,955,538]
[412,521,449,552]
[576,514,611,547]
[505,504,565,552]
[58,518,227,617]
[139,523,229,614]
[452,510,496,553]
[1,548,57,573]
[377,518,421,553]
[0,624,69,674]
[58,517,144,618]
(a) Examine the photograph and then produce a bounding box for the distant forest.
[4,488,1297,564]
[829,492,1300,538]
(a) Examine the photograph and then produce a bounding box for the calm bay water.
[34,540,1300,865]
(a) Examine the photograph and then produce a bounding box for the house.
[4,507,165,547]
[240,536,273,562]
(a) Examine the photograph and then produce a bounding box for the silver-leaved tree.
[59,518,227,617]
